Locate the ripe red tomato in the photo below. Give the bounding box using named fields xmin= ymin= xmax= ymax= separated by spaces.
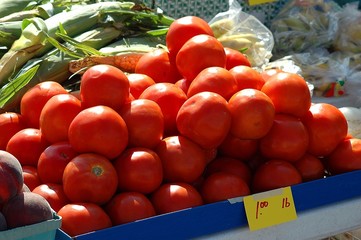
xmin=37 ymin=141 xmax=78 ymax=184
xmin=224 ymin=47 xmax=251 ymax=70
xmin=80 ymin=64 xmax=130 ymax=111
xmin=326 ymin=138 xmax=361 ymax=175
xmin=260 ymin=114 xmax=309 ymax=162
xmin=58 ymin=203 xmax=112 ymax=237
xmin=176 ymin=92 xmax=232 ymax=149
xmin=261 ymin=72 xmax=311 ymax=118
xmin=201 ymin=172 xmax=250 ymax=204
xmin=294 ymin=153 xmax=325 ymax=181
xmin=302 ymin=103 xmax=348 ymax=157
xmin=228 ymin=89 xmax=275 ymax=140
xmin=127 ymin=73 xmax=155 ymax=99
xmin=32 ymin=183 xmax=70 ymax=212
xmin=113 ymin=147 xmax=163 ymax=194
xmin=260 ymin=68 xmax=283 ymax=82
xmin=187 ymin=66 xmax=238 ymax=100
xmin=151 ymin=182 xmax=203 ymax=214
xmin=252 ymin=159 xmax=302 ymax=193
xmin=105 ymin=192 xmax=156 ymax=225
xmin=22 ymin=165 xmax=42 ymax=191
xmin=218 ymin=134 xmax=259 ymax=161
xmin=62 ymin=153 xmax=118 ymax=205
xmin=166 ymin=15 xmax=214 ymax=62
xmin=229 ymin=65 xmax=265 ymax=91
xmin=176 ymin=34 xmax=226 ymax=81
xmin=0 ymin=112 xmax=25 ymax=150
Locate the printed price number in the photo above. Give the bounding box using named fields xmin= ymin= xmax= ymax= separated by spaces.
xmin=244 ymin=187 xmax=297 ymax=231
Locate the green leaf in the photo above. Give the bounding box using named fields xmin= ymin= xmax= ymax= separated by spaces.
xmin=55 ymin=32 xmax=103 ymax=56
xmin=0 ymin=64 xmax=40 ymax=109
xmin=46 ymin=35 xmax=83 ymax=58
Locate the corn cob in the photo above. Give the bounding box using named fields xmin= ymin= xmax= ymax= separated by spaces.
xmin=0 ymin=0 xmax=33 ymax=18
xmin=0 ymin=21 xmax=22 ymax=49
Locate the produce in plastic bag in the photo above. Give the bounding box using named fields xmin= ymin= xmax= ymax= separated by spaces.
xmin=333 ymin=2 xmax=361 ymax=53
xmin=208 ymin=0 xmax=274 ymax=68
xmin=270 ymin=0 xmax=341 ymax=59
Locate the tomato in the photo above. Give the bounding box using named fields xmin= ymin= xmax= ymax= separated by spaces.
xmin=228 ymin=89 xmax=275 ymax=140
xmin=176 ymin=92 xmax=232 ymax=149
xmin=252 ymin=159 xmax=302 ymax=193
xmin=32 ymin=183 xmax=70 ymax=212
xmin=218 ymin=134 xmax=258 ymax=161
xmin=58 ymin=203 xmax=112 ymax=237
xmin=229 ymin=65 xmax=265 ymax=91
xmin=22 ymin=165 xmax=42 ymax=191
xmin=127 ymin=73 xmax=155 ymax=99
xmin=204 ymin=157 xmax=252 ymax=185
xmin=166 ymin=16 xmax=214 ymax=62
xmin=260 ymin=68 xmax=283 ymax=82
xmin=201 ymin=172 xmax=250 ymax=203
xmin=20 ymin=81 xmax=68 ymax=128
xmin=176 ymin=34 xmax=226 ymax=81
xmin=174 ymin=78 xmax=190 ymax=94
xmin=113 ymin=147 xmax=163 ymax=194
xmin=187 ymin=66 xmax=238 ymax=100
xmin=261 ymin=72 xmax=311 ymax=118
xmin=62 ymin=153 xmax=118 ymax=205
xmin=80 ymin=64 xmax=129 ymax=111
xmin=139 ymin=82 xmax=187 ymax=136
xmin=155 ymin=135 xmax=207 ymax=183
xmin=105 ymin=192 xmax=156 ymax=225
xmin=6 ymin=128 xmax=49 ymax=166
xmin=135 ymin=48 xmax=181 ymax=83
xmin=151 ymin=182 xmax=203 ymax=214
xmin=260 ymin=114 xmax=309 ymax=162
xmin=326 ymin=138 xmax=361 ymax=175
xmin=224 ymin=47 xmax=251 ymax=70
xmin=294 ymin=153 xmax=325 ymax=181
xmin=39 ymin=94 xmax=82 ymax=144
xmin=119 ymin=99 xmax=164 ymax=149
xmin=68 ymin=105 xmax=128 ymax=160
xmin=0 ymin=112 xmax=25 ymax=150
xmin=302 ymin=103 xmax=348 ymax=157
xmin=37 ymin=141 xmax=78 ymax=184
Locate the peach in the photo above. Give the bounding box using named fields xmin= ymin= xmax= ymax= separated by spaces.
xmin=0 ymin=150 xmax=23 ymax=204
xmin=0 ymin=211 xmax=7 ymax=230
xmin=2 ymin=192 xmax=53 ymax=229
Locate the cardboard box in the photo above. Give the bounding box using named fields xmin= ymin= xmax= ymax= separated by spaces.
xmin=55 ymin=170 xmax=361 ymax=240
xmin=0 ymin=212 xmax=61 ymax=240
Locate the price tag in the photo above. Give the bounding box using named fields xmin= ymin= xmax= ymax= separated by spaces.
xmin=243 ymin=187 xmax=297 ymax=231
xmin=247 ymin=0 xmax=276 ymax=6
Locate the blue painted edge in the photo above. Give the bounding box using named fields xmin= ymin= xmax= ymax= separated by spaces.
xmin=56 ymin=169 xmax=361 ymax=240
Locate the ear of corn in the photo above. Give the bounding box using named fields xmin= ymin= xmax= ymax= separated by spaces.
xmin=0 ymin=0 xmax=34 ymax=18
xmin=0 ymin=21 xmax=23 ymax=49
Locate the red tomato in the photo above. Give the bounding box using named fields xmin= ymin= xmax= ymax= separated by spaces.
xmin=80 ymin=64 xmax=129 ymax=111
xmin=151 ymin=182 xmax=203 ymax=214
xmin=201 ymin=172 xmax=250 ymax=203
xmin=252 ymin=159 xmax=302 ymax=193
xmin=294 ymin=153 xmax=325 ymax=181
xmin=174 ymin=78 xmax=190 ymax=94
xmin=22 ymin=165 xmax=42 ymax=191
xmin=260 ymin=68 xmax=283 ymax=82
xmin=204 ymin=157 xmax=252 ymax=185
xmin=326 ymin=138 xmax=361 ymax=175
xmin=302 ymin=103 xmax=348 ymax=157
xmin=62 ymin=153 xmax=118 ymax=205
xmin=224 ymin=47 xmax=251 ymax=70
xmin=135 ymin=48 xmax=181 ymax=83
xmin=176 ymin=34 xmax=226 ymax=81
xmin=187 ymin=66 xmax=238 ymax=100
xmin=260 ymin=114 xmax=309 ymax=162
xmin=0 ymin=112 xmax=25 ymax=150
xmin=166 ymin=16 xmax=214 ymax=62
xmin=218 ymin=134 xmax=258 ymax=161
xmin=176 ymin=92 xmax=232 ymax=149
xmin=37 ymin=141 xmax=78 ymax=184
xmin=261 ymin=72 xmax=311 ymax=118
xmin=229 ymin=66 xmax=265 ymax=91
xmin=6 ymin=128 xmax=49 ymax=166
xmin=105 ymin=192 xmax=156 ymax=225
xmin=127 ymin=73 xmax=156 ymax=99
xmin=228 ymin=89 xmax=275 ymax=140
xmin=119 ymin=99 xmax=164 ymax=149
xmin=39 ymin=93 xmax=82 ymax=144
xmin=155 ymin=135 xmax=207 ymax=183
xmin=32 ymin=183 xmax=70 ymax=212
xmin=113 ymin=147 xmax=163 ymax=194
xmin=58 ymin=203 xmax=112 ymax=237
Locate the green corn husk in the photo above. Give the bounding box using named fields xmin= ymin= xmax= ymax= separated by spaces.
xmin=0 ymin=0 xmax=34 ymax=18
xmin=0 ymin=21 xmax=23 ymax=49
xmin=0 ymin=26 xmax=122 ymax=112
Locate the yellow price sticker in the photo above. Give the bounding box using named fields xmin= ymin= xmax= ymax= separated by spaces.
xmin=243 ymin=187 xmax=297 ymax=231
xmin=247 ymin=0 xmax=276 ymax=6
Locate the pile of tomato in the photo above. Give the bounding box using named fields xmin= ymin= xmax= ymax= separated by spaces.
xmin=1 ymin=15 xmax=361 ymax=237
